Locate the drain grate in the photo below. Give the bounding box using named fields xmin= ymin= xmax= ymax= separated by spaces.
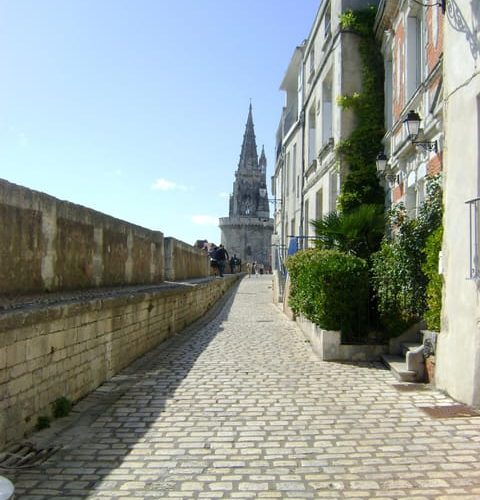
xmin=419 ymin=404 xmax=480 ymax=419
xmin=393 ymin=384 xmax=429 ymax=392
xmin=0 ymin=442 xmax=61 ymax=469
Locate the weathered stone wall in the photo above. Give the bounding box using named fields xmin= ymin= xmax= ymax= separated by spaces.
xmin=0 ymin=276 xmax=240 ymax=448
xmin=164 ymin=238 xmax=209 ymax=281
xmin=219 ymin=216 xmax=273 ymax=268
xmin=0 ymin=179 xmax=164 ymax=294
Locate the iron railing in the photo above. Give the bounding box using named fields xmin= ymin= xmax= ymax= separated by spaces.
xmin=466 ymin=197 xmax=480 ymax=279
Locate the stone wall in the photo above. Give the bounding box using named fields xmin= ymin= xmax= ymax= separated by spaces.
xmin=0 ymin=179 xmax=164 ymax=294
xmin=219 ymin=215 xmax=273 ymax=268
xmin=0 ymin=276 xmax=240 ymax=448
xmin=164 ymin=238 xmax=209 ymax=281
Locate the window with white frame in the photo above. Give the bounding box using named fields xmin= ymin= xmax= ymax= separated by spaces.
xmin=285 ymin=151 xmax=290 ymax=193
xmin=324 ymin=3 xmax=331 ymax=38
xmin=304 ymin=199 xmax=310 ymax=241
xmin=322 ymin=74 xmax=333 ymax=145
xmin=292 ymin=143 xmax=297 ymax=193
xmin=466 ymin=95 xmax=480 ymax=279
xmin=406 ymin=14 xmax=423 ymax=100
xmin=467 ymin=197 xmax=480 ymax=279
xmin=316 ymin=188 xmax=323 ymax=220
xmin=385 ymin=56 xmax=393 ymax=129
xmin=308 ymin=105 xmax=317 ymax=165
xmin=329 ymin=172 xmax=339 ymax=213
xmin=308 ymin=47 xmax=315 ymax=81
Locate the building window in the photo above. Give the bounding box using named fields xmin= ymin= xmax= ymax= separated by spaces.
xmin=406 ymin=15 xmax=423 ymax=100
xmin=304 ymin=199 xmax=310 ymax=242
xmin=292 ymin=144 xmax=297 ymax=193
xmin=308 ymin=48 xmax=315 ymax=82
xmin=324 ymin=4 xmax=331 ymax=38
xmin=467 ymin=95 xmax=480 ymax=279
xmin=329 ymin=173 xmax=339 ymax=213
xmin=316 ymin=188 xmax=323 ymax=220
xmin=308 ymin=106 xmax=317 ymax=165
xmin=467 ymin=198 xmax=480 ymax=279
xmin=285 ymin=152 xmax=290 ymax=193
xmin=385 ymin=57 xmax=393 ymax=129
xmin=322 ymin=74 xmax=333 ymax=145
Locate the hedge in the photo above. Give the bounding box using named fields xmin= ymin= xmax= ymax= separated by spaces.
xmin=286 ymin=249 xmax=369 ymax=341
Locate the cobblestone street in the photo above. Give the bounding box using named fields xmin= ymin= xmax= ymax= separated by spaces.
xmin=5 ymin=275 xmax=480 ymax=499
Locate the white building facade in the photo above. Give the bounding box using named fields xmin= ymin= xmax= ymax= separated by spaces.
xmin=435 ymin=0 xmax=480 ymax=406
xmin=374 ymin=0 xmax=443 ymax=213
xmin=272 ymin=0 xmax=378 ymax=270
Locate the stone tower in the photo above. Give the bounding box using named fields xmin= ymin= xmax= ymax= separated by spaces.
xmin=219 ymin=104 xmax=274 ymax=268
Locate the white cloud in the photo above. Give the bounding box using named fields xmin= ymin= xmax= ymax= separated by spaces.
xmin=219 ymin=192 xmax=230 ymax=198
xmin=191 ymin=215 xmax=218 ymax=226
xmin=151 ymin=178 xmax=193 ymax=191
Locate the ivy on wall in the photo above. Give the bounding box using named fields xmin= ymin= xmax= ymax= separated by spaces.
xmin=336 ymin=6 xmax=385 ymax=213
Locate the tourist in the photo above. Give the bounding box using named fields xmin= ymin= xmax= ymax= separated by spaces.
xmin=214 ymin=244 xmax=229 ymax=277
xmin=208 ymin=243 xmax=218 ymax=276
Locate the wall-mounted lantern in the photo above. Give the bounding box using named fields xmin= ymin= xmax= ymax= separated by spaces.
xmin=403 ymin=110 xmax=438 ymax=153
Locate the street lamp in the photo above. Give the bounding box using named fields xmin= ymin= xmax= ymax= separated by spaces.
xmin=375 ymin=152 xmax=388 ymax=173
xmin=403 ymin=110 xmax=438 ymax=153
xmin=259 ymin=187 xmax=282 ymax=205
xmin=375 ymin=152 xmax=396 ymax=183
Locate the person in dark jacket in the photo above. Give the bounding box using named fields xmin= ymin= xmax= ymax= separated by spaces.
xmin=215 ymin=244 xmax=229 ymax=277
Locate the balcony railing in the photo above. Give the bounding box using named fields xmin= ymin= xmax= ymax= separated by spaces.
xmin=466 ymin=197 xmax=480 ymax=279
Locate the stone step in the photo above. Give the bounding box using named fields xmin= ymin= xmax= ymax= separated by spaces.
xmin=381 ymin=354 xmax=418 ymax=382
xmin=401 ymin=342 xmax=422 ymax=356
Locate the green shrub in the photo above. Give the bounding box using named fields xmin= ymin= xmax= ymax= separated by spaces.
xmin=371 ymin=176 xmax=443 ymax=336
xmin=51 ymin=396 xmax=73 ymax=418
xmin=286 ymin=249 xmax=369 ymax=341
xmin=35 ymin=415 xmax=51 ymax=430
xmin=371 ymin=239 xmax=418 ymax=336
xmin=422 ymin=226 xmax=443 ymax=331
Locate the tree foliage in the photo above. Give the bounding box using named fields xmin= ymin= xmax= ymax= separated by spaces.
xmin=311 ymin=204 xmax=385 ymax=261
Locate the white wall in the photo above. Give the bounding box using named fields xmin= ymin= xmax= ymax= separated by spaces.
xmin=436 ymin=0 xmax=480 ymax=406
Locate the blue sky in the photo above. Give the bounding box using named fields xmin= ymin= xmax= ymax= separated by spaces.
xmin=0 ymin=0 xmax=320 ymax=245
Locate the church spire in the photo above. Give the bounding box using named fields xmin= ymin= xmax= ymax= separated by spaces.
xmin=238 ymin=103 xmax=259 ymax=171
xmin=259 ymin=145 xmax=267 ymax=173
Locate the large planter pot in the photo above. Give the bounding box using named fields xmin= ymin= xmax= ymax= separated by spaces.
xmin=296 ymin=314 xmax=388 ymax=362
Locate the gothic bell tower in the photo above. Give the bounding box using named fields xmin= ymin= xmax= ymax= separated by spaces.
xmin=219 ymin=104 xmax=273 ymax=268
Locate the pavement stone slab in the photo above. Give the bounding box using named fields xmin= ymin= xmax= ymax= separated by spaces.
xmin=4 ymin=275 xmax=480 ymax=498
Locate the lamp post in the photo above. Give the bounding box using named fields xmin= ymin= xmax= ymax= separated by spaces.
xmin=259 ymin=187 xmax=282 ymax=207
xmin=403 ymin=110 xmax=438 ymax=153
xmin=375 ymin=152 xmax=396 ymax=183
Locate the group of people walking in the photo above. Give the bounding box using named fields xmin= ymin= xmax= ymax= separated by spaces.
xmin=207 ymin=243 xmax=241 ymax=277
xmin=206 ymin=243 xmax=269 ymax=278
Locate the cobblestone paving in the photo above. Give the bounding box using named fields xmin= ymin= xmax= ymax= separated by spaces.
xmin=5 ymin=275 xmax=480 ymax=498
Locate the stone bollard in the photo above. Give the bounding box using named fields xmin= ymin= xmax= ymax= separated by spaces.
xmin=0 ymin=476 xmax=14 ymax=499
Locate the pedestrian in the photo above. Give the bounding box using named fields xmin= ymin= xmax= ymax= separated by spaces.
xmin=214 ymin=244 xmax=229 ymax=277
xmin=252 ymin=261 xmax=258 ymax=277
xmin=246 ymin=262 xmax=251 ymax=278
xmin=229 ymin=255 xmax=236 ymax=274
xmin=208 ymin=243 xmax=218 ymax=277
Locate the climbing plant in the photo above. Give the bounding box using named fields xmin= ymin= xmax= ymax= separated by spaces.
xmin=336 ymin=6 xmax=385 ymax=213
xmin=371 ymin=176 xmax=443 ymax=336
